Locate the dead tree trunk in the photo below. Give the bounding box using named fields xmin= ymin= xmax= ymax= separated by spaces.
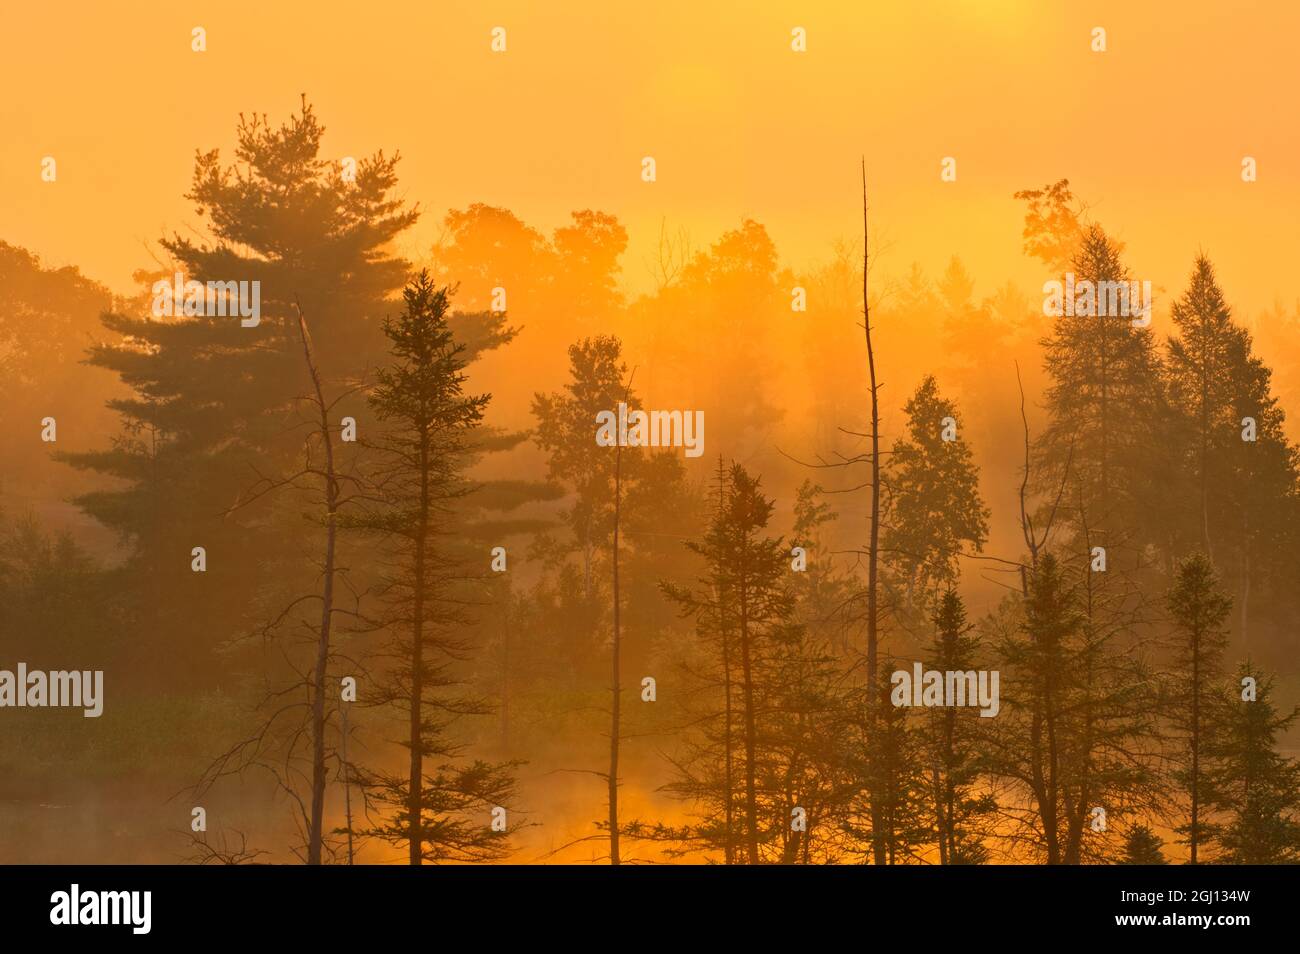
xmin=294 ymin=302 xmax=339 ymax=867
xmin=861 ymin=161 xmax=887 ymax=866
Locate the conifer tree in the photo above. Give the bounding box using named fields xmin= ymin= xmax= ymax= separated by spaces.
xmin=1165 ymin=552 xmax=1232 ymax=863
xmin=1165 ymin=256 xmax=1300 ymax=642
xmin=1035 ymin=225 xmax=1169 ymax=569
xmin=657 ymin=459 xmax=741 ymax=862
xmin=992 ymin=552 xmax=1158 ymax=864
xmin=761 ymin=624 xmax=855 ymax=864
xmin=791 ymin=480 xmax=857 ymax=654
xmin=723 ymin=465 xmax=798 ymax=862
xmin=1120 ymin=824 xmax=1167 ymax=865
xmin=995 ymin=553 xmax=1078 ymax=864
xmin=853 ymin=667 xmax=932 ymax=864
xmin=1203 ymin=665 xmax=1300 ymax=863
xmin=62 ymin=99 xmax=416 ymax=681
xmin=987 ymin=545 xmax=1164 ymax=868
xmin=531 ymin=336 xmax=640 ymax=604
xmin=659 ymin=463 xmax=801 ymax=863
xmin=353 ymin=272 xmax=517 ymax=864
xmin=922 ymin=590 xmax=996 ymax=864
xmin=1166 ymin=257 xmax=1242 ymax=559
xmin=883 ymin=376 xmax=989 ymax=612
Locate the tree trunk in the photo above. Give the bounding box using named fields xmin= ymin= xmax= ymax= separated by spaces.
xmin=408 ymin=433 xmax=429 ymax=865
xmin=341 ymin=698 xmax=354 ymax=865
xmin=608 ymin=434 xmax=623 ymax=865
xmin=1200 ymin=337 xmax=1212 ymax=559
xmin=1191 ymin=622 xmax=1200 ymax=863
xmin=295 ymin=304 xmax=337 ymax=867
xmin=738 ymin=574 xmax=759 ymax=864
xmin=501 ymin=608 xmax=511 ymax=750
xmin=861 ymin=162 xmax=887 ymax=865
xmin=1240 ymin=514 xmax=1251 ymax=647
xmin=719 ymin=580 xmax=736 ymax=864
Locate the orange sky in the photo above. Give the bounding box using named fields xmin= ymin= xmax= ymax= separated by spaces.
xmin=3 ymin=0 xmax=1298 ymax=318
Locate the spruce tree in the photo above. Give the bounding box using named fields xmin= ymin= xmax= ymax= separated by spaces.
xmin=659 ymin=463 xmax=802 ymax=863
xmin=1165 ymin=256 xmax=1300 ymax=642
xmin=354 ymin=271 xmax=517 ymax=863
xmin=1166 ymin=257 xmax=1242 ymax=558
xmin=1165 ymin=552 xmax=1231 ymax=863
xmin=531 ymin=336 xmax=640 ymax=607
xmin=1204 ymin=665 xmax=1300 ymax=863
xmin=791 ymin=480 xmax=857 ymax=654
xmin=1036 ymin=225 xmax=1167 ymax=563
xmin=922 ymin=590 xmax=996 ymax=864
xmin=1120 ymin=824 xmax=1167 ymax=865
xmin=658 ymin=459 xmax=741 ymax=862
xmin=993 ymin=552 xmax=1157 ymax=864
xmin=994 ymin=553 xmax=1079 ymax=864
xmin=854 ymin=667 xmax=933 ymax=864
xmin=883 ymin=376 xmax=989 ymax=612
xmin=762 ymin=623 xmax=855 ymax=863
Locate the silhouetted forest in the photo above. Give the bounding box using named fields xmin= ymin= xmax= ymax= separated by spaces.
xmin=3 ymin=100 xmax=1300 ymax=865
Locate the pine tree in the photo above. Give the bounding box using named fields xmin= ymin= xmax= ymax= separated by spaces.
xmin=0 ymin=242 xmax=114 ymax=499
xmin=1165 ymin=256 xmax=1300 ymax=643
xmin=725 ymin=465 xmax=797 ymax=863
xmin=61 ymin=99 xmax=416 ymax=682
xmin=531 ymin=336 xmax=640 ymax=606
xmin=354 ymin=271 xmax=517 ymax=864
xmin=761 ymin=623 xmax=855 ymax=863
xmin=883 ymin=376 xmax=990 ymax=612
xmin=1165 ymin=552 xmax=1232 ymax=863
xmin=854 ymin=667 xmax=933 ymax=864
xmin=995 ymin=553 xmax=1078 ymax=864
xmin=791 ymin=480 xmax=857 ymax=654
xmin=1036 ymin=225 xmax=1167 ymax=564
xmin=1120 ymin=824 xmax=1167 ymax=865
xmin=922 ymin=590 xmax=996 ymax=864
xmin=659 ymin=463 xmax=802 ymax=863
xmin=1203 ymin=665 xmax=1300 ymax=863
xmin=1166 ymin=257 xmax=1241 ymax=559
xmin=992 ymin=552 xmax=1158 ymax=864
xmin=658 ymin=459 xmax=741 ymax=862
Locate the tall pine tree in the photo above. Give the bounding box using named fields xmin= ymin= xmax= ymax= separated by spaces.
xmin=1203 ymin=665 xmax=1300 ymax=863
xmin=62 ymin=99 xmax=416 ymax=682
xmin=1165 ymin=552 xmax=1231 ymax=863
xmin=354 ymin=272 xmax=518 ymax=864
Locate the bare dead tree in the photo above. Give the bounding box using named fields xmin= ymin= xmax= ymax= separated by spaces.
xmin=187 ymin=299 xmax=365 ymax=865
xmin=292 ymin=299 xmax=341 ymax=865
xmin=1016 ymin=360 xmax=1073 ymax=595
xmin=183 ymin=828 xmax=269 ymax=866
xmin=861 ymin=160 xmax=888 ymax=865
xmin=646 ymin=218 xmax=693 ymax=291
